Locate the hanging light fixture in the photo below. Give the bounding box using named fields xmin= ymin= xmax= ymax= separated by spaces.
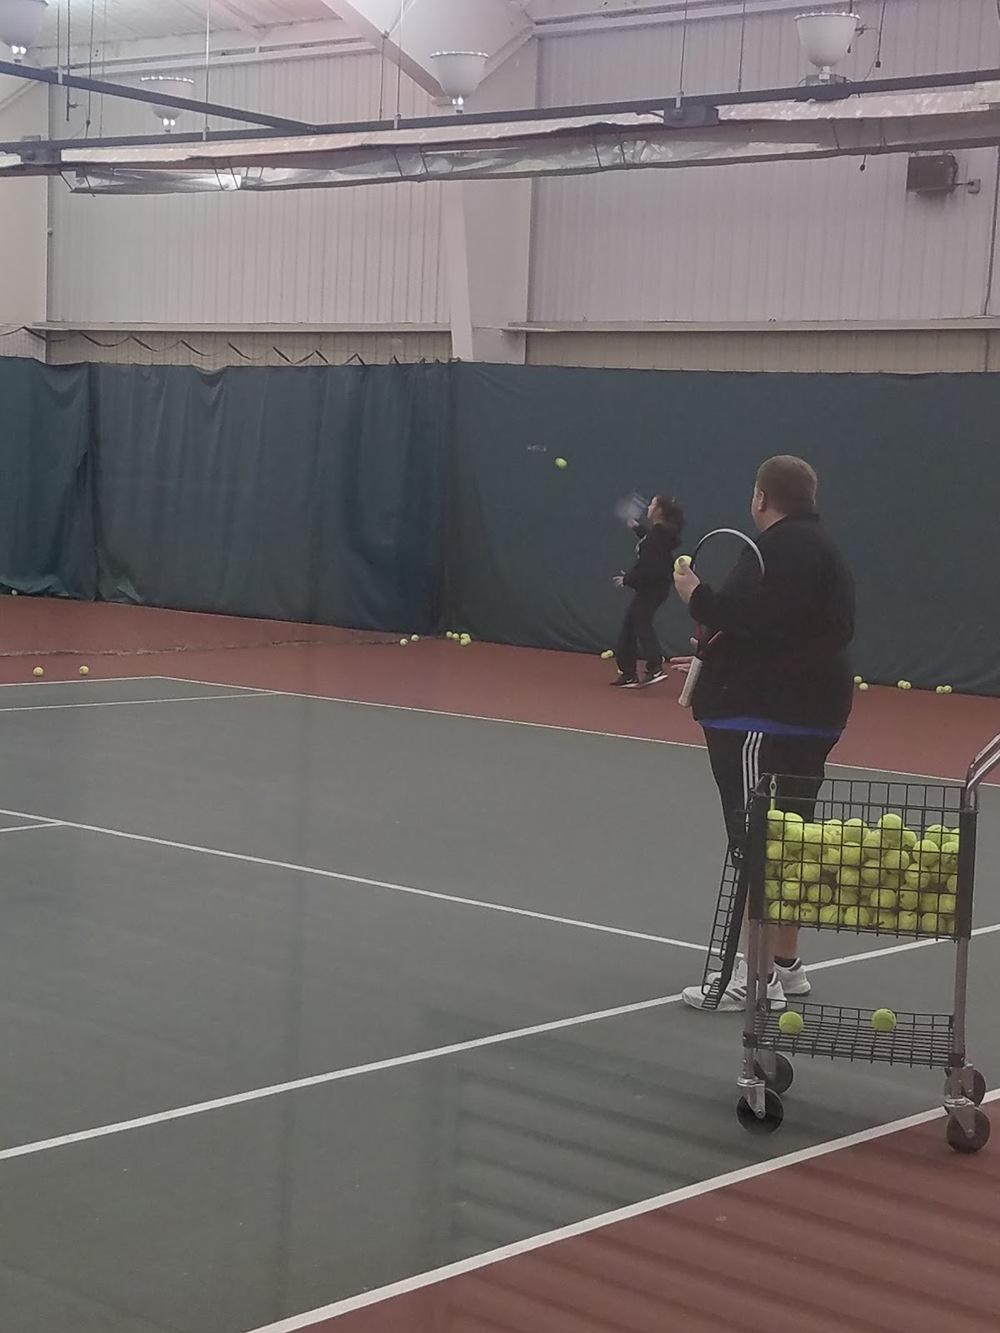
xmin=139 ymin=75 xmax=196 ymax=133
xmin=429 ymin=51 xmax=489 ymax=112
xmin=795 ymin=12 xmax=861 ymax=85
xmin=0 ymin=0 xmax=48 ymax=63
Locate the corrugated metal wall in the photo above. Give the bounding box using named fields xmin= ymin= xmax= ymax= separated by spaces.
xmin=48 ymin=54 xmax=448 ymax=328
xmin=530 ymin=0 xmax=1000 ymax=326
xmin=42 ymin=327 xmax=450 ymax=367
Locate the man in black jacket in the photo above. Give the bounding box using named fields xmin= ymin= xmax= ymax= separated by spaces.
xmin=672 ymin=456 xmax=855 ymax=1012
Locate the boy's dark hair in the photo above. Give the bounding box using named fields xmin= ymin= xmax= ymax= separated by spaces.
xmin=653 ymin=495 xmax=684 ymax=542
xmin=756 ymin=456 xmax=818 ymax=516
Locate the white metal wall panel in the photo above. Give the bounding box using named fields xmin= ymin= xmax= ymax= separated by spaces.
xmin=49 ymin=54 xmax=447 ymax=327
xmin=531 ymin=0 xmax=1000 ymax=324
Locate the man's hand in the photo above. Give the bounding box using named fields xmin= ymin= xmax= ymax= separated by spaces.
xmin=669 ymin=656 xmax=694 ymax=674
xmin=612 ymin=573 xmax=625 ymax=588
xmin=673 ymin=562 xmax=700 ymax=604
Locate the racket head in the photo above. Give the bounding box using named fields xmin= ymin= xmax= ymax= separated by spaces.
xmin=613 ymin=492 xmax=649 ymax=526
xmin=689 ymin=527 xmax=765 ymax=585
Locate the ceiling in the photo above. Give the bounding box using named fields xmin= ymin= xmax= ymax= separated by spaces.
xmin=37 ymin=0 xmax=336 ymax=46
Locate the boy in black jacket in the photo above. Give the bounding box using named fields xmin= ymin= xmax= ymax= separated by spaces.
xmin=612 ymin=495 xmax=684 ymax=688
xmin=672 ymin=456 xmax=855 ymax=1012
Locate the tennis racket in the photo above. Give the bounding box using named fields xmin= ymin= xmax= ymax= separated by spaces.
xmin=678 ymin=527 xmax=766 ymax=709
xmin=613 ymin=492 xmax=649 ymax=526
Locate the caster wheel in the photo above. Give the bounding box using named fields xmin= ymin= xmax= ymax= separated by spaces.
xmin=967 ymin=1069 xmax=987 ymax=1107
xmin=946 ymin=1110 xmax=991 ymax=1154
xmin=756 ymin=1054 xmax=794 ymax=1096
xmin=737 ymin=1089 xmax=784 ymax=1135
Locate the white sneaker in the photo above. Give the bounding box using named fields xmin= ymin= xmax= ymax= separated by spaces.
xmin=683 ymin=958 xmax=786 ymax=1012
xmin=773 ymin=960 xmax=812 ymax=997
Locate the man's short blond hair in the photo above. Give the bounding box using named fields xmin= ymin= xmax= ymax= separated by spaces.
xmin=756 ymin=455 xmax=818 ymax=516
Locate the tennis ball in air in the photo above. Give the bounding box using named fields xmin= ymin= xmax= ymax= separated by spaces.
xmin=871 ymin=1009 xmax=897 ymax=1033
xmin=778 ymin=1011 xmax=804 ymax=1036
xmin=31 ymin=666 xmax=43 ymax=677
xmin=79 ymin=665 xmax=89 ymax=676
xmin=858 ymin=682 xmax=870 ymax=691
xmin=600 ymin=650 xmax=614 ymax=660
xmin=554 ymin=457 xmax=568 ymax=469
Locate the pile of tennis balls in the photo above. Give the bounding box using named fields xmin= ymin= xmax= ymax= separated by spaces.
xmin=445 ymin=631 xmax=473 ymax=646
xmin=764 ymin=809 xmax=960 ymax=937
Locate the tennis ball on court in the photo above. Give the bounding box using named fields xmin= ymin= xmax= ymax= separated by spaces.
xmin=779 ymin=1011 xmax=804 ymax=1036
xmin=858 ymin=682 xmax=870 ymax=691
xmin=9 ymin=589 xmax=17 ymax=596
xmin=935 ymin=685 xmax=946 ymax=694
xmin=79 ymin=665 xmax=89 ymax=676
xmin=853 ymin=675 xmax=863 ymax=685
xmin=554 ymin=457 xmax=568 ymax=469
xmin=460 ymin=634 xmax=472 ymax=646
xmin=871 ymin=1009 xmax=897 ymax=1033
xmin=411 ymin=634 xmax=420 ymax=642
xmin=674 ymin=555 xmax=692 ymax=573
xmin=942 ymin=685 xmax=953 ymax=694
xmin=31 ymin=666 xmax=43 ymax=677
xmin=399 ymin=638 xmax=409 ymax=646
xmin=600 ymin=649 xmax=614 ymax=660
xmin=897 ymin=680 xmax=912 ymax=691
xmin=898 ymin=910 xmax=919 ymax=933
xmin=819 ymin=904 xmax=841 ymax=926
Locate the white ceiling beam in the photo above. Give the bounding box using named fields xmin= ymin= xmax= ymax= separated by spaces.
xmin=323 ymin=0 xmax=533 ymax=97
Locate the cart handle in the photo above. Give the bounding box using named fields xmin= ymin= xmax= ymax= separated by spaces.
xmin=966 ymin=732 xmax=1000 ymax=794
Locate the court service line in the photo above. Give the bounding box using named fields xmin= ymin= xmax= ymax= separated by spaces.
xmin=0 ymin=821 xmax=63 ymax=835
xmin=1 ymin=922 xmax=997 ymax=1167
xmin=243 ymin=1089 xmax=1000 ymax=1333
xmin=0 ymin=690 xmax=269 ymax=715
xmin=0 ymin=991 xmax=685 ymax=1164
xmin=0 ymin=805 xmax=706 ymax=954
xmin=153 ymin=675 xmax=995 ymax=787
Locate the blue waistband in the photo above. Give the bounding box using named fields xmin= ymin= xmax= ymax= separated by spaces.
xmin=701 ymin=716 xmax=842 ymax=739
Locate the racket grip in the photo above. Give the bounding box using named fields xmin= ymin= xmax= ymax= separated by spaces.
xmin=678 ymin=657 xmax=702 ymax=709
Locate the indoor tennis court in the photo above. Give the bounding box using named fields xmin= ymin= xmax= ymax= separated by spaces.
xmin=0 ymin=604 xmax=996 ymax=1333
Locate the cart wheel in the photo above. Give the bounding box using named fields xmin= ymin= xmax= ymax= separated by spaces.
xmin=967 ymin=1069 xmax=987 ymax=1107
xmin=756 ymin=1054 xmax=794 ymax=1096
xmin=737 ymin=1090 xmax=784 ymax=1135
xmin=946 ymin=1110 xmax=991 ymax=1155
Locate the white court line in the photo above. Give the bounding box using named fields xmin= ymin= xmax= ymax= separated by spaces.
xmin=0 ymin=821 xmax=62 ymax=835
xmin=2 ymin=922 xmax=997 ymax=1166
xmin=154 ymin=675 xmax=998 ymax=787
xmin=0 ymin=674 xmax=149 ymax=689
xmin=0 ymin=992 xmax=684 ymax=1164
xmin=0 ymin=690 xmax=268 ymax=715
xmin=244 ymin=1089 xmax=1000 ymax=1333
xmin=0 ymin=805 xmax=706 ymax=954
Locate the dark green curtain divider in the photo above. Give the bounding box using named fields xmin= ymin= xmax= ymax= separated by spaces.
xmin=91 ymin=362 xmax=449 ymax=632
xmin=450 ymin=364 xmax=1000 ymax=697
xmin=0 ymin=359 xmax=94 ymax=599
xmin=1 ymin=355 xmax=999 ymax=695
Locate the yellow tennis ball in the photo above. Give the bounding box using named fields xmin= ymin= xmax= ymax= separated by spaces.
xmin=870 ymin=888 xmax=898 ymax=910
xmin=898 ymin=910 xmax=919 ymax=932
xmin=764 ymin=879 xmax=782 ymax=901
xmin=460 ymin=634 xmax=472 ymax=646
xmin=410 ymin=634 xmax=420 ymax=642
xmin=897 ymin=889 xmax=919 ymax=912
xmin=819 ymin=904 xmax=841 ymax=925
xmin=897 ymin=680 xmax=912 ymax=690
xmin=79 ymin=665 xmax=90 ymax=676
xmin=554 ymin=457 xmax=568 ymax=469
xmin=797 ymin=903 xmax=819 ymax=925
xmin=778 ymin=1011 xmax=804 ymax=1036
xmin=853 ymin=675 xmax=863 ymax=685
xmin=32 ymin=666 xmax=43 ymax=677
xmin=674 ymin=555 xmax=692 ymax=573
xmin=399 ymin=638 xmax=409 ymax=646
xmin=780 ymin=879 xmax=805 ymax=902
xmin=880 ymin=850 xmax=909 ymax=873
xmin=841 ymin=819 xmax=865 ymax=844
xmin=806 ymin=883 xmax=834 ymax=905
xmin=858 ymin=682 xmax=870 ymax=691
xmin=10 ymin=589 xmax=17 ymax=596
xmin=600 ymin=649 xmax=614 ymax=659
xmin=938 ymin=893 xmax=957 ymax=915
xmin=766 ymin=900 xmax=784 ymax=921
xmin=871 ymin=1008 xmax=897 ymax=1032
